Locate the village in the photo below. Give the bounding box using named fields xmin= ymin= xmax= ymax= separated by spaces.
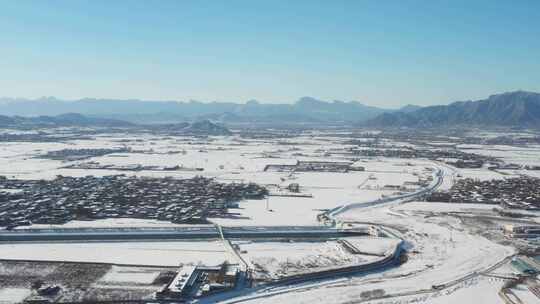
xmin=37 ymin=147 xmax=131 ymax=161
xmin=427 ymin=176 xmax=540 ymax=210
xmin=0 ymin=175 xmax=267 ymax=228
xmin=346 ymin=147 xmax=496 ymax=168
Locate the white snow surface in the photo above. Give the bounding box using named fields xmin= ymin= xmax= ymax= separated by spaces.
xmin=235 ymin=238 xmax=387 ymax=280
xmin=0 ymin=241 xmax=232 ymax=267
xmin=98 ymin=265 xmax=163 ymax=284
xmin=1 ymin=133 xmax=534 ymax=303
xmin=0 ymin=288 xmax=31 ymax=304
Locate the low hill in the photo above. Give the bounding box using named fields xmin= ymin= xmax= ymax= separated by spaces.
xmin=0 ymin=113 xmax=132 ymax=128
xmin=0 ymin=96 xmax=392 ymax=124
xmin=0 ymin=113 xmax=232 ymax=136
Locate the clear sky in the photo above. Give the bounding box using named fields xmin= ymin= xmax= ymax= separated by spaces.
xmin=0 ymin=0 xmax=539 ymax=107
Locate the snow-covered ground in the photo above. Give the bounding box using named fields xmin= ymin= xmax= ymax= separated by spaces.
xmin=0 ymin=241 xmax=232 ymax=267
xmin=1 ymin=132 xmax=538 ymax=303
xmin=346 ymin=237 xmax=402 ymax=256
xmin=98 ymin=265 xmax=164 ymax=284
xmin=15 ymin=218 xmax=210 ymax=230
xmin=337 ymin=202 xmax=515 ymax=286
xmin=0 ymin=288 xmax=31 ymax=304
xmin=217 ymin=201 xmax=516 ymax=304
xmin=459 ymin=144 xmax=540 ymax=167
xmin=395 ymin=201 xmax=497 ymax=213
xmin=1 ymin=135 xmax=431 ymax=228
xmin=234 ymin=238 xmax=388 ymax=280
xmin=227 ymin=275 xmax=510 ymax=304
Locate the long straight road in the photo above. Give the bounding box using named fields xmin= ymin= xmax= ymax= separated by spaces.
xmin=0 ymin=225 xmax=369 ymax=242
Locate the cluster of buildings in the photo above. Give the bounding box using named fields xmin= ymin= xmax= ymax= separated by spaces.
xmin=0 ymin=133 xmax=62 ymax=142
xmin=504 ymin=225 xmax=540 ymax=239
xmin=347 ymin=147 xmax=495 ymax=168
xmin=264 ymin=160 xmax=365 ymax=173
xmin=0 ymin=175 xmax=267 ymax=228
xmin=156 ymin=263 xmax=239 ymax=299
xmin=486 ymin=162 xmax=540 ymax=171
xmin=484 ymin=135 xmax=540 ymax=146
xmin=62 ymin=161 xmax=204 ymax=172
xmin=38 ymin=147 xmax=130 ymax=161
xmin=427 ymin=177 xmax=540 ymax=210
xmin=0 ymin=132 xmax=92 ymax=143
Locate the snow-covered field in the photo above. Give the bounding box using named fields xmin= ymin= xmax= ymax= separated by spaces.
xmin=1 ymin=135 xmax=431 ymax=228
xmin=0 ymin=241 xmax=231 ymax=266
xmin=229 ymin=275 xmax=510 ymax=304
xmin=337 ymin=202 xmax=516 ymax=287
xmin=2 ymin=132 xmax=538 ymax=303
xmin=234 ymin=238 xmax=389 ymax=280
xmin=98 ymin=265 xmax=164 ymax=285
xmin=459 ymin=144 xmax=540 ymax=167
xmin=395 ymin=201 xmax=497 ymax=213
xmin=15 ymin=218 xmax=210 ymax=230
xmin=0 ymin=288 xmax=31 ymax=304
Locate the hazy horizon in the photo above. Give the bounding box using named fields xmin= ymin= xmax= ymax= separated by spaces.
xmin=1 ymin=89 xmax=538 ymax=110
xmin=1 ymin=1 xmax=539 ymax=107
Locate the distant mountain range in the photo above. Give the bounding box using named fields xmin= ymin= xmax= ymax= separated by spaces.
xmin=0 ymin=113 xmax=231 ymax=135
xmin=2 ymin=91 xmax=539 ymax=129
xmin=363 ymin=91 xmax=540 ymax=128
xmin=0 ymin=96 xmax=405 ymax=124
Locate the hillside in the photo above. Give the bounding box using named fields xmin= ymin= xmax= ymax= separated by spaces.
xmin=0 ymin=113 xmax=132 ymax=128
xmin=363 ymin=91 xmax=540 ymax=128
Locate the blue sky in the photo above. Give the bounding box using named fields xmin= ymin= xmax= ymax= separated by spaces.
xmin=0 ymin=0 xmax=539 ymax=107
